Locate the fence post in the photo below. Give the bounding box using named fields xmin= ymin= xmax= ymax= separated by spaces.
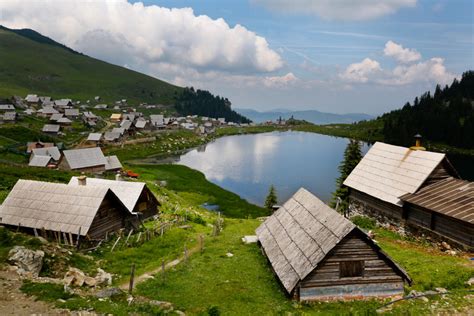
xmin=162 ymin=260 xmax=165 ymax=285
xmin=111 ymin=236 xmax=121 ymax=252
xmin=129 ymin=263 xmax=136 ymax=294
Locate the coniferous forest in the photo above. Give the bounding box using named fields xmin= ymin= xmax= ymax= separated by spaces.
xmin=381 ymin=71 xmax=474 ymax=148
xmin=175 ymin=87 xmax=251 ymax=123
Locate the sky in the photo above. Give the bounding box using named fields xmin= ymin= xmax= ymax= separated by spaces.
xmin=0 ymin=0 xmax=472 ymax=115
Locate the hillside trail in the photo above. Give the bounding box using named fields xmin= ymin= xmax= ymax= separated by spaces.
xmin=118 ymin=242 xmax=202 ymax=290
xmin=0 ymin=269 xmax=69 ymax=315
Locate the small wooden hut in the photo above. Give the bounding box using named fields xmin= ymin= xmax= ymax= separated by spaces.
xmin=0 ymin=179 xmax=137 ymax=241
xmin=256 ymin=188 xmax=411 ymax=301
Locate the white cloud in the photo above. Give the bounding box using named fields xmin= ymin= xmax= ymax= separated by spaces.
xmin=263 ymin=72 xmax=298 ymax=87
xmin=382 ymin=57 xmax=456 ymax=85
xmin=0 ymin=0 xmax=283 ymax=77
xmin=339 ymin=58 xmax=382 ymax=83
xmin=384 ymin=40 xmax=421 ymax=63
xmin=252 ymin=0 xmax=417 ymax=21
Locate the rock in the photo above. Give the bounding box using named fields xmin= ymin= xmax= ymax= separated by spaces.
xmin=420 ymin=296 xmax=429 ymax=303
xmin=64 ymin=267 xmax=86 ymax=287
xmin=175 ymin=311 xmax=186 ymax=316
xmin=36 ymin=236 xmax=48 ymax=244
xmin=95 ymin=287 xmax=123 ymax=298
xmin=424 ymin=290 xmax=438 ymax=296
xmin=226 ymin=252 xmax=234 ymax=257
xmin=445 ymin=250 xmax=457 ymax=256
xmin=95 ymin=268 xmax=112 ymax=286
xmin=8 ymin=246 xmax=44 ymax=277
xmin=241 ymin=235 xmax=258 ymax=244
xmin=467 ymin=277 xmax=474 ymax=286
xmin=84 ymin=276 xmax=97 ymax=287
xmin=57 ymin=299 xmax=66 ymax=303
xmin=435 ymin=287 xmax=448 ymax=294
xmin=149 ymin=300 xmax=173 ymax=310
xmin=408 ymin=290 xmax=423 ymax=297
xmin=440 ymin=241 xmax=451 ymax=251
xmin=64 ymin=284 xmax=74 ymax=295
xmin=367 ymin=230 xmax=375 ymax=239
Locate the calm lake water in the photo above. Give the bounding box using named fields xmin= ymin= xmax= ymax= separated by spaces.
xmin=177 ymin=131 xmax=370 ymax=206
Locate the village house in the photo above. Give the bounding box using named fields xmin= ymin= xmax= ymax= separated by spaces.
xmin=59 ymin=147 xmax=122 ymax=173
xmin=65 ymin=108 xmax=80 ymax=118
xmin=39 ymin=96 xmax=51 ymax=104
xmin=68 ymin=176 xmax=160 ymax=220
xmin=25 ymin=94 xmax=41 ymax=106
xmin=94 ymin=104 xmax=108 ymax=109
xmin=37 ymin=106 xmax=59 ymax=118
xmin=0 ymin=179 xmax=137 ymax=240
xmin=342 ymin=141 xmax=473 ymax=249
xmin=134 ymin=119 xmax=148 ymax=130
xmin=150 ymin=114 xmax=165 ymax=129
xmin=42 ymin=124 xmax=60 ymax=135
xmin=28 ymin=146 xmax=61 ymax=168
xmin=54 ymin=99 xmax=73 ymax=109
xmin=110 ymin=113 xmax=122 ymax=122
xmin=0 ymin=111 xmax=16 ymax=123
xmin=104 ymin=131 xmax=121 ymax=143
xmin=86 ymin=133 xmax=102 ymax=145
xmin=0 ymin=104 xmax=15 ymax=112
xmin=57 ymin=117 xmax=73 ymax=126
xmin=49 ymin=113 xmax=64 ymax=122
xmin=256 ymin=188 xmax=411 ymax=301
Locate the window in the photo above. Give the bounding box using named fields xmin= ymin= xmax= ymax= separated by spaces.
xmin=340 ymin=260 xmax=364 ymax=278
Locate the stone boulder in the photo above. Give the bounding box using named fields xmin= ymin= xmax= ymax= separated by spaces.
xmin=8 ymin=246 xmax=44 ymax=277
xmin=64 ymin=267 xmax=86 ymax=287
xmin=95 ymin=268 xmax=112 ymax=286
xmin=95 ymin=287 xmax=123 ymax=298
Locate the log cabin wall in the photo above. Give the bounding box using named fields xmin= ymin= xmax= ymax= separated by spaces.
xmin=405 ymin=204 xmax=474 ymax=249
xmin=88 ymin=192 xmax=129 ymax=239
xmin=134 ymin=187 xmax=159 ymax=219
xmin=299 ymin=230 xmax=404 ymax=301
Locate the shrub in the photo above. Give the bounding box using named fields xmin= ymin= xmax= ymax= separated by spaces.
xmin=351 ymin=215 xmax=376 ymax=230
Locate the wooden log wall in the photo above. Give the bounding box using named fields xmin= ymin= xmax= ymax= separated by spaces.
xmin=299 ymin=230 xmax=404 ymax=301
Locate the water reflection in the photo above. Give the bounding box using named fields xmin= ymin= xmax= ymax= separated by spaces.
xmin=177 ymin=131 xmax=369 ymax=206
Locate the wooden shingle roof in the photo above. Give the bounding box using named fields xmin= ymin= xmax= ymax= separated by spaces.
xmin=256 ymin=188 xmax=355 ymax=293
xmin=68 ymin=177 xmax=145 ymax=214
xmin=401 ymin=177 xmax=474 ymax=224
xmin=62 ymin=147 xmax=107 ymax=170
xmin=0 ymin=180 xmax=117 ymax=235
xmin=343 ymin=142 xmax=447 ymax=206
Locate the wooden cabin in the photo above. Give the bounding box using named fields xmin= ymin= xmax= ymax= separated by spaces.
xmin=342 ymin=142 xmax=472 ymax=248
xmin=400 ymin=177 xmax=474 ymax=250
xmin=68 ymin=176 xmax=160 ymax=220
xmin=60 ymin=147 xmax=122 ymax=173
xmin=256 ymin=188 xmax=411 ymax=301
xmin=0 ymin=179 xmax=138 ymax=241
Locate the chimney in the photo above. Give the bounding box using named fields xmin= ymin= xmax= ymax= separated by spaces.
xmin=410 ymin=133 xmax=426 ymax=151
xmin=115 ymin=171 xmax=122 ymax=181
xmin=78 ymin=174 xmax=87 ymax=186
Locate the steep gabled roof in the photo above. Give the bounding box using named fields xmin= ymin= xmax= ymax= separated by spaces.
xmin=42 ymin=124 xmax=60 ymax=133
xmin=256 ymin=188 xmax=355 ymax=293
xmin=68 ymin=177 xmax=146 ymax=214
xmin=0 ymin=179 xmax=119 ymax=235
xmin=344 ymin=142 xmax=447 ymax=206
xmin=62 ymin=147 xmax=107 ymax=169
xmin=105 ymin=155 xmax=122 ymax=171
xmin=28 ymin=155 xmax=52 ymax=167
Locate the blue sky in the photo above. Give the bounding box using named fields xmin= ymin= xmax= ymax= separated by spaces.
xmin=0 ymin=0 xmax=472 ymax=114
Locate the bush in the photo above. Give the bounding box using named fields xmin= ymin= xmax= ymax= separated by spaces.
xmin=207 ymin=305 xmax=220 ymax=316
xmin=351 ymin=215 xmax=376 ymax=230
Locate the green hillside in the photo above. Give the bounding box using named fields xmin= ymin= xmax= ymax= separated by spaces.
xmin=0 ymin=26 xmax=182 ymax=104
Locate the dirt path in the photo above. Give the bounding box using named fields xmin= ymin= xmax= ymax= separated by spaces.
xmin=0 ymin=269 xmax=68 ymax=315
xmin=118 ymin=244 xmax=201 ymax=290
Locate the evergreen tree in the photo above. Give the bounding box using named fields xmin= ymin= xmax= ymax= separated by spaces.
xmin=332 ymin=140 xmax=362 ymax=212
xmin=264 ymin=185 xmax=278 ymax=210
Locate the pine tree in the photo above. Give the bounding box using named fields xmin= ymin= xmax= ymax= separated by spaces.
xmin=264 ymin=185 xmax=278 ymax=210
xmin=332 ymin=140 xmax=362 ymax=212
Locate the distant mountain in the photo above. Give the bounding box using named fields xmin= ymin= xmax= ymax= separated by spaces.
xmin=0 ymin=25 xmax=181 ymax=104
xmin=236 ymin=108 xmax=373 ymax=125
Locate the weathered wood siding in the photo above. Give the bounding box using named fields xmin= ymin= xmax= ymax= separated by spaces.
xmin=88 ymin=192 xmax=129 ymax=239
xmin=299 ymin=230 xmax=404 ymax=301
xmin=133 ymin=187 xmax=159 ymax=220
xmin=422 ymin=162 xmax=453 ymax=187
xmin=349 ymin=189 xmax=403 ymax=219
xmin=58 ymin=158 xmax=105 ymax=173
xmin=405 ymin=204 xmax=474 ymax=249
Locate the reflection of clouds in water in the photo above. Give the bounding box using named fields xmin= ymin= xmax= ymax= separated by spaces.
xmin=177 ymin=132 xmax=370 ymax=205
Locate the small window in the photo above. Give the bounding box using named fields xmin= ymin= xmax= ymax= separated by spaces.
xmin=340 ymin=260 xmax=364 ymax=278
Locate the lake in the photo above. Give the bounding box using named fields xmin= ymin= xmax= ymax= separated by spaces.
xmin=177 ymin=131 xmax=370 ymax=206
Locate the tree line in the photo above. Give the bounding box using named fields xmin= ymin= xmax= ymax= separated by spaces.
xmin=174 ymin=87 xmax=251 ymax=123
xmin=381 ymin=71 xmax=474 ymax=149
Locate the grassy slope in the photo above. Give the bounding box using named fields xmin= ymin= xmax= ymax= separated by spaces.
xmin=0 ymin=27 xmax=181 ymax=104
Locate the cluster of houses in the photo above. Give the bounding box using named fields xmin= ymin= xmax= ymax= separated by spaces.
xmin=0 ymin=104 xmax=16 ymax=123
xmin=27 ymin=141 xmax=122 ymax=172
